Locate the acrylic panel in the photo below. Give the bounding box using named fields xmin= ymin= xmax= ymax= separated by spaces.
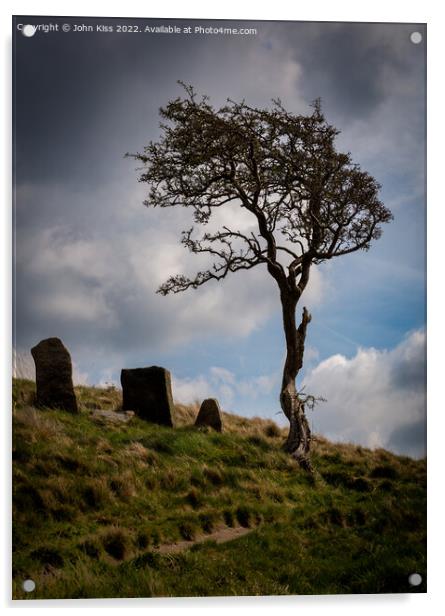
xmin=12 ymin=16 xmax=426 ymax=599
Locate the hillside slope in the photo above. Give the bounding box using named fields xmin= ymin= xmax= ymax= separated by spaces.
xmin=12 ymin=378 xmax=426 ymax=599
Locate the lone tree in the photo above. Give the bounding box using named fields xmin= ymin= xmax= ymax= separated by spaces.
xmin=129 ymin=84 xmax=393 ymax=471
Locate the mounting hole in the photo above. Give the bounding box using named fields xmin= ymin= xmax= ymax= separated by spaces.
xmin=22 ymin=25 xmax=36 ymax=37
xmin=408 ymin=572 xmax=422 ymax=586
xmin=410 ymin=32 xmax=422 ymax=44
xmin=22 ymin=579 xmax=36 ymax=592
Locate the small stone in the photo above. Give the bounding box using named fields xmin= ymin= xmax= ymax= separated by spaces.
xmin=91 ymin=409 xmax=133 ymax=424
xmin=121 ymin=366 xmax=174 ymax=426
xmin=195 ymin=398 xmax=223 ymax=432
xmin=30 ymin=337 xmax=78 ymax=413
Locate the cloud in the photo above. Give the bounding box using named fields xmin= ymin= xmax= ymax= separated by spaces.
xmin=173 ymin=366 xmax=279 ymax=413
xmin=187 ymin=23 xmax=304 ymax=110
xmin=269 ymin=22 xmax=426 ymax=213
xmin=302 ymin=329 xmax=426 ymax=457
xmin=13 ymin=349 xmax=89 ymax=386
xmin=12 ymin=349 xmax=35 ymax=381
xmin=14 ymin=176 xmax=325 ymax=363
xmin=289 ymin=23 xmax=424 ymax=120
xmin=209 ymin=367 xmax=236 ymax=385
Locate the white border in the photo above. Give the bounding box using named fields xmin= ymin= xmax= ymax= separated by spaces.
xmin=2 ymin=1 xmax=443 ymax=614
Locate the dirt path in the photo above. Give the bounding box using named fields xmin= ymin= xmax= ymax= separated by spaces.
xmin=154 ymin=525 xmax=253 ymax=555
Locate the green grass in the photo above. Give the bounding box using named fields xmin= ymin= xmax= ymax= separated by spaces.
xmin=12 ymin=378 xmax=426 ymax=598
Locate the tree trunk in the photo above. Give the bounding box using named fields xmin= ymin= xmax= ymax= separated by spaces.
xmin=280 ymin=294 xmax=313 ymax=472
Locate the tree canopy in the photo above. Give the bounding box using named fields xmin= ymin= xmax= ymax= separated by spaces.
xmin=131 ymin=84 xmax=392 ymax=304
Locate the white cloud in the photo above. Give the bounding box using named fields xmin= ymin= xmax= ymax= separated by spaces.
xmin=210 ymin=366 xmax=236 ymax=385
xmin=302 ymin=329 xmax=426 ymax=457
xmin=16 ymin=181 xmax=325 ymax=354
xmin=34 ymin=289 xmax=115 ymax=325
xmin=173 ymin=366 xmax=279 ymax=412
xmin=237 ymin=374 xmax=277 ymax=399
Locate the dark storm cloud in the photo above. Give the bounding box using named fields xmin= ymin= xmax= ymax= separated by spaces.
xmin=389 ymin=342 xmax=426 ymax=391
xmin=278 ymin=21 xmax=426 ymax=122
xmin=388 ymin=418 xmax=426 ymax=459
xmin=13 ymin=15 xmax=272 ymax=235
xmin=13 ymin=18 xmax=426 ymax=200
xmin=14 ymin=17 xmax=195 ymax=188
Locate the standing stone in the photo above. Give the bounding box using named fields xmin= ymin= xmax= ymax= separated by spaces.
xmin=121 ymin=366 xmax=174 ymax=427
xmin=30 ymin=337 xmax=78 ymax=413
xmin=195 ymin=398 xmax=223 ymax=432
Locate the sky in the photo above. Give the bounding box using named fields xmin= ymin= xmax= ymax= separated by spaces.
xmin=12 ymin=16 xmax=426 ymax=457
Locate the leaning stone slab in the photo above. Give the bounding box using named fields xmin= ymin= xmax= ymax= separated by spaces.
xmin=30 ymin=337 xmax=78 ymax=413
xmin=91 ymin=409 xmax=134 ymax=424
xmin=121 ymin=366 xmax=174 ymax=427
xmin=195 ymin=398 xmax=223 ymax=432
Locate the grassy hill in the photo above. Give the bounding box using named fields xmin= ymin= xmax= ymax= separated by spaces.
xmin=12 ymin=378 xmax=426 ymax=599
